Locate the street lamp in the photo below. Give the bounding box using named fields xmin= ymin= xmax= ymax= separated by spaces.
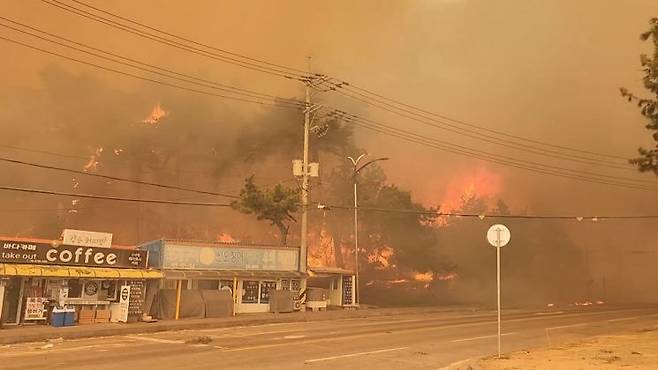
xmin=347 ymin=154 xmax=389 ymax=307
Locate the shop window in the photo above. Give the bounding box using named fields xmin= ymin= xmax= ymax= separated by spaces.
xmin=259 ymin=281 xmax=276 ymax=304
xmin=220 ymin=280 xmax=233 ymax=294
xmin=162 ymin=279 xmax=178 ymax=290
xmin=68 ymin=280 xmax=82 ymax=298
xmin=242 ymin=280 xmax=259 ymax=304
xmin=101 ymin=280 xmax=118 ymax=301
xmin=198 ymin=280 xmax=220 ymax=290
xmin=280 ymin=279 xmax=290 ymax=290
xmin=291 ymin=279 xmax=301 ymax=292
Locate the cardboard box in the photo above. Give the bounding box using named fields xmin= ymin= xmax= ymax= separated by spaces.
xmin=78 ymin=309 xmax=95 ymax=325
xmin=95 ymin=309 xmax=110 ymax=323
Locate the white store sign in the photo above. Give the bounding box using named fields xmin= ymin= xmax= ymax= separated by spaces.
xmin=62 ymin=229 xmax=113 ymax=248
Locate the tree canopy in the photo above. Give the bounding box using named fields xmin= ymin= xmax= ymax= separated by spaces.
xmin=621 ymin=18 xmax=658 ymax=174
xmin=231 ymin=176 xmax=300 ymax=245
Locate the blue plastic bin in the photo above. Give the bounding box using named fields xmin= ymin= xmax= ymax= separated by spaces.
xmin=50 ymin=309 xmax=66 ymax=327
xmin=64 ymin=308 xmax=76 ymax=326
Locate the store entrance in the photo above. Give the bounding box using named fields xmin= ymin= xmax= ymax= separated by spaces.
xmin=1 ymin=278 xmax=23 ymax=324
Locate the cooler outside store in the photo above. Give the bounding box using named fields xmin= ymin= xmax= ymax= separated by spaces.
xmin=0 ymin=237 xmax=163 ymax=327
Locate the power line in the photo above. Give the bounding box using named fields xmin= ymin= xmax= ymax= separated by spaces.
xmin=41 ymin=0 xmax=632 ymax=164
xmin=70 ymin=0 xmax=309 ymax=76
xmin=348 ymin=114 xmax=657 ymax=185
xmin=323 ymin=81 xmax=631 ymax=162
xmin=321 ymin=204 xmax=658 ymax=220
xmin=40 ymin=0 xmax=309 ymax=81
xmin=9 ymin=6 xmax=647 ymax=190
xmin=326 ymin=87 xmax=631 ymax=169
xmin=338 ymin=114 xmax=658 ymax=191
xmin=0 ymin=17 xmax=304 ymax=108
xmin=0 ymin=185 xmax=234 ymax=206
xmin=0 ymin=34 xmax=300 ymax=109
xmin=0 ymin=156 xmax=242 ymax=199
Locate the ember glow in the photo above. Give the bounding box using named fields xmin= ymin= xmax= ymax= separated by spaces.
xmin=413 ymin=272 xmax=433 ymax=282
xmin=217 ymin=233 xmax=237 ymax=243
xmin=83 ymin=147 xmax=103 ymax=172
xmin=439 ymin=167 xmax=502 ymax=213
xmin=143 ymin=103 xmax=168 ymax=125
xmin=367 ymin=246 xmax=394 ymax=269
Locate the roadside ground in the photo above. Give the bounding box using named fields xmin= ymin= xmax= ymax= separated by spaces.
xmin=447 ymin=326 xmax=658 ymax=369
xmin=0 ymin=305 xmax=487 ymax=345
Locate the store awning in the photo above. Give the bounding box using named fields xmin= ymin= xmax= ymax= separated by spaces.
xmin=163 ymin=269 xmax=302 ymax=280
xmin=308 ymin=267 xmax=355 ymax=277
xmin=0 ymin=263 xmax=163 ymax=279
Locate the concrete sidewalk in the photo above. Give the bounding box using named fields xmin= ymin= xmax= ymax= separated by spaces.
xmin=0 ymin=306 xmax=484 ymax=345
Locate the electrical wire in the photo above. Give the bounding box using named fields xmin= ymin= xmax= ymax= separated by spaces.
xmin=41 ymin=0 xmax=309 ymax=81
xmin=40 ymin=0 xmax=633 ymax=164
xmin=0 ymin=17 xmax=304 ymax=108
xmin=0 ymin=35 xmax=300 ymax=109
xmin=328 ymin=86 xmax=632 ymax=169
xmin=325 ymin=81 xmax=631 ymax=162
xmin=338 ymin=115 xmax=658 ymax=191
xmin=347 ymin=114 xmax=657 ymax=185
xmin=0 ymin=156 xmax=241 ymax=199
xmin=0 ymin=185 xmax=234 ymax=206
xmin=70 ymin=0 xmax=309 ymax=76
xmin=320 ymin=204 xmax=658 ymax=220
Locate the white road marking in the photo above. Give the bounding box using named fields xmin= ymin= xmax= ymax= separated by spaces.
xmin=124 ymin=335 xmax=184 ymax=344
xmin=545 ymin=322 xmax=593 ymax=331
xmin=304 ymin=347 xmax=409 ymax=363
xmin=451 ymin=332 xmax=516 ymax=343
xmin=282 ymin=335 xmax=306 ymax=339
xmin=214 ymin=329 xmax=301 ymax=338
xmin=608 ymin=316 xmax=642 ymax=322
xmin=0 ymin=343 xmax=129 ymax=358
xmin=534 ymin=311 xmax=564 ymax=316
xmin=437 ymin=357 xmax=477 ymax=370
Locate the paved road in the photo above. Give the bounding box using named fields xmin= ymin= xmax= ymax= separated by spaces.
xmin=3 ymin=306 xmax=658 ymax=369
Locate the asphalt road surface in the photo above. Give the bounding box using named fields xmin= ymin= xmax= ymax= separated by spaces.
xmin=3 ymin=306 xmax=658 ymax=369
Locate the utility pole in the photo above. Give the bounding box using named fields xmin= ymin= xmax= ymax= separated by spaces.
xmin=299 ymin=58 xmax=311 ymax=274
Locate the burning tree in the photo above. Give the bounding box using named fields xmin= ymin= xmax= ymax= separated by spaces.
xmin=621 ymin=18 xmax=658 ymax=173
xmin=231 ymin=176 xmax=300 ymax=245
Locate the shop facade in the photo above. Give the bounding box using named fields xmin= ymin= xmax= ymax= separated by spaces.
xmin=139 ymin=239 xmax=305 ymax=317
xmin=307 ymin=267 xmax=357 ymax=308
xmin=0 ymin=237 xmax=162 ymax=326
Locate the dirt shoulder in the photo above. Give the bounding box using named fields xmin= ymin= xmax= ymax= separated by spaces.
xmin=464 ymin=329 xmax=658 ymax=370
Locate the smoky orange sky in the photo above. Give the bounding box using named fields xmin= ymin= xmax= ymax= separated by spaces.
xmin=1 ymin=0 xmax=658 ymax=235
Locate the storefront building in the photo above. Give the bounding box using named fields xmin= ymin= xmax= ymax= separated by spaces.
xmin=0 ymin=237 xmax=162 ymax=326
xmin=307 ymin=267 xmax=357 ymax=308
xmin=139 ymin=239 xmax=304 ymax=317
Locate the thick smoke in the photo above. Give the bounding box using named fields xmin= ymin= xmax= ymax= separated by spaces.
xmin=1 ymin=1 xmax=658 ymax=305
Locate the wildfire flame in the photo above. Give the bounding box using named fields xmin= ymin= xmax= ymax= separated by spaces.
xmin=413 ymin=271 xmax=458 ymax=282
xmin=440 ymin=167 xmax=502 ymax=213
xmin=367 ymin=246 xmax=394 ymax=270
xmin=308 ymin=227 xmax=338 ymax=268
xmin=414 ymin=272 xmax=434 ymax=282
xmin=217 ymin=233 xmax=237 ymax=243
xmin=83 ymin=147 xmax=103 ymax=172
xmin=143 ymin=103 xmax=168 ymax=125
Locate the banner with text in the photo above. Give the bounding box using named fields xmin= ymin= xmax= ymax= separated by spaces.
xmin=162 ymin=243 xmax=298 ymax=271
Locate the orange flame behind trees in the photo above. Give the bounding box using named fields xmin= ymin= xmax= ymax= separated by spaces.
xmin=143 ymin=103 xmax=168 ymax=125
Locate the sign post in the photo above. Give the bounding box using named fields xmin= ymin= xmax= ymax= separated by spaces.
xmin=486 ymin=224 xmax=511 ymax=359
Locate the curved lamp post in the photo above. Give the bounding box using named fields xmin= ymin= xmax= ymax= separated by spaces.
xmin=347 ymin=154 xmax=389 ymax=306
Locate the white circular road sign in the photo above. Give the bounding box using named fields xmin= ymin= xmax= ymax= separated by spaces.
xmin=487 ymin=224 xmax=511 ymax=247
